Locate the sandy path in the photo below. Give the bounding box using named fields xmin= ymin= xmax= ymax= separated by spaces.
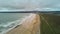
xmin=6 ymin=13 xmax=40 ymax=34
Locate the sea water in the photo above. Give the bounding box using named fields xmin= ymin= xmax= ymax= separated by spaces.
xmin=0 ymin=13 xmax=30 ymax=34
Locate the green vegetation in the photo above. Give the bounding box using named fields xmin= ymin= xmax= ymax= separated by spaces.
xmin=39 ymin=14 xmax=60 ymax=34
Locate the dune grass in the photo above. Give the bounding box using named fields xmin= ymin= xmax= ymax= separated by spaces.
xmin=39 ymin=14 xmax=60 ymax=34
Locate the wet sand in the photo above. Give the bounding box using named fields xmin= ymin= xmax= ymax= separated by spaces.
xmin=6 ymin=13 xmax=40 ymax=34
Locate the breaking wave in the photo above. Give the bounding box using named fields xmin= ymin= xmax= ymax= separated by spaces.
xmin=0 ymin=13 xmax=31 ymax=34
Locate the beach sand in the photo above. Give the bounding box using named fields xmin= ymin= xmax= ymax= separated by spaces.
xmin=6 ymin=13 xmax=40 ymax=34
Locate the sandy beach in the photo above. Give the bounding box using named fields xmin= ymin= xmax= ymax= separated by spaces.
xmin=6 ymin=13 xmax=40 ymax=34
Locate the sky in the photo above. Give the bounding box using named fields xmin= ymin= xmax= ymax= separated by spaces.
xmin=0 ymin=0 xmax=60 ymax=10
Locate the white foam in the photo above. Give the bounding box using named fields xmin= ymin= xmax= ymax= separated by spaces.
xmin=0 ymin=13 xmax=31 ymax=34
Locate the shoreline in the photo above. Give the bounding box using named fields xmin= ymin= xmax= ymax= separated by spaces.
xmin=1 ymin=13 xmax=32 ymax=34
xmin=6 ymin=13 xmax=40 ymax=34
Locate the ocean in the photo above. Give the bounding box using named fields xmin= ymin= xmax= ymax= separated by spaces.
xmin=0 ymin=13 xmax=30 ymax=34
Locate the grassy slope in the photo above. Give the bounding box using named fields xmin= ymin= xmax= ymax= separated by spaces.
xmin=39 ymin=14 xmax=60 ymax=34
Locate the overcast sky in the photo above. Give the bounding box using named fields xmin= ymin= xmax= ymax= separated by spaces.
xmin=0 ymin=0 xmax=60 ymax=10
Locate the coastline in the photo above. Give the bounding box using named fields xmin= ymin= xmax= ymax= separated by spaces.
xmin=6 ymin=13 xmax=40 ymax=34
xmin=1 ymin=13 xmax=31 ymax=34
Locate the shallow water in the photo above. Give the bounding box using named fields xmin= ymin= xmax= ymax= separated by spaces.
xmin=0 ymin=13 xmax=30 ymax=34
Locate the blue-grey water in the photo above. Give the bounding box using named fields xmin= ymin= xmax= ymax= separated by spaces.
xmin=0 ymin=13 xmax=30 ymax=34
